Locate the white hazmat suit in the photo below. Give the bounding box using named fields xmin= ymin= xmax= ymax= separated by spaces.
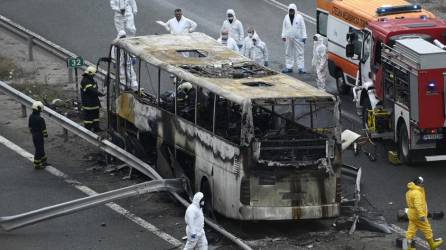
xmin=164 ymin=16 xmax=197 ymax=34
xmin=112 ymin=30 xmax=138 ymax=90
xmin=242 ymin=33 xmax=269 ymax=66
xmin=221 ymin=9 xmax=244 ymax=48
xmin=110 ymin=0 xmax=137 ymax=36
xmin=218 ymin=36 xmax=240 ymax=53
xmin=184 ymin=192 xmax=208 ymax=250
xmin=281 ymin=3 xmax=307 ymax=73
xmin=312 ymin=34 xmax=328 ymax=91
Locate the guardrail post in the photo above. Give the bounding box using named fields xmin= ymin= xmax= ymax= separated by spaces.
xmin=27 ymin=36 xmax=34 ymax=61
xmin=68 ymin=68 xmax=74 ymax=84
xmin=62 ymin=128 xmax=68 ymax=142
xmin=21 ymin=104 xmax=26 ymax=118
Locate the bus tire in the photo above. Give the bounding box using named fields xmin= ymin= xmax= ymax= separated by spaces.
xmin=336 ymin=71 xmax=350 ymax=95
xmin=398 ymin=123 xmax=413 ymax=165
xmin=201 ymin=178 xmax=216 ymax=220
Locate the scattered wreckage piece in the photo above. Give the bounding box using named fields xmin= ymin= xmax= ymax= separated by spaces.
xmin=338 ymin=162 xmax=391 ymax=234
xmin=334 ymin=209 xmax=392 ymax=234
xmin=397 ymin=209 xmax=444 ymax=222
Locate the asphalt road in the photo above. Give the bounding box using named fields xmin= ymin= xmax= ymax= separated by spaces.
xmin=1 ymin=0 xmax=446 ymax=242
xmin=0 ymin=143 xmax=173 ymax=250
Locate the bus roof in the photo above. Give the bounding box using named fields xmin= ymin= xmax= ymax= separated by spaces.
xmin=317 ymin=0 xmax=435 ymax=28
xmin=114 ymin=33 xmax=334 ymax=105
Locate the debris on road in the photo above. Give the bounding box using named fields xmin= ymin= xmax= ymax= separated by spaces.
xmin=388 ymin=151 xmax=401 ymax=165
xmin=397 ymin=209 xmax=445 ymax=222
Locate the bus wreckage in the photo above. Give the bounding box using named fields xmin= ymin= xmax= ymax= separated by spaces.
xmin=105 ymin=32 xmax=343 ymax=220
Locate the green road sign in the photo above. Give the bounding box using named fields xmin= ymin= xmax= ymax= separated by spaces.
xmin=67 ymin=57 xmax=84 ymax=68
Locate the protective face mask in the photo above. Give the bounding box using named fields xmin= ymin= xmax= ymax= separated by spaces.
xmin=200 ymin=200 xmax=205 ymax=208
xmin=248 ymin=33 xmax=253 ymax=38
xmin=228 ymin=17 xmax=234 ymax=22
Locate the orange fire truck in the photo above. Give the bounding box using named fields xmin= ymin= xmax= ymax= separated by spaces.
xmin=317 ymin=0 xmax=446 ymax=164
xmin=316 ymin=0 xmax=435 ymax=94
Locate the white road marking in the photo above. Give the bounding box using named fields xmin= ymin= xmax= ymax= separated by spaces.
xmin=389 ymin=224 xmax=430 ymax=249
xmin=0 ymin=134 xmax=183 ymax=248
xmin=263 ymin=0 xmax=317 ymax=25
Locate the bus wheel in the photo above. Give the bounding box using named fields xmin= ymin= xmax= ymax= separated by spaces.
xmin=336 ymin=71 xmax=350 ymax=95
xmin=201 ymin=179 xmax=216 ymax=220
xmin=361 ymin=97 xmax=371 ymax=130
xmin=398 ymin=124 xmax=413 ymax=164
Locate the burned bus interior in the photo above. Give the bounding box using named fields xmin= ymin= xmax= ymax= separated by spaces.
xmin=108 ymin=33 xmax=338 ymax=167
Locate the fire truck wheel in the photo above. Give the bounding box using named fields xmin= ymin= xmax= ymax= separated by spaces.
xmin=336 ymin=72 xmax=350 ymax=95
xmin=398 ymin=124 xmax=412 ymax=164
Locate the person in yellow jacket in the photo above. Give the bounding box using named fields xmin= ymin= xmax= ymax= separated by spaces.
xmin=406 ymin=176 xmax=443 ymax=250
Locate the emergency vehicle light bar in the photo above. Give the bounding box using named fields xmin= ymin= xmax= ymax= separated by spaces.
xmin=376 ymin=4 xmax=421 ymax=16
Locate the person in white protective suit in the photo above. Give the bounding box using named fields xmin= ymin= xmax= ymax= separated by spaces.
xmin=162 ymin=9 xmax=197 ymax=34
xmin=242 ymin=27 xmax=269 ymax=66
xmin=281 ymin=3 xmax=307 ymax=74
xmin=184 ymin=192 xmax=208 ymax=250
xmin=217 ymin=29 xmax=239 ymax=53
xmin=110 ymin=0 xmax=137 ymax=36
xmin=112 ymin=30 xmax=138 ymax=90
xmin=312 ymin=34 xmax=328 ymax=91
xmin=221 ymin=9 xmax=244 ymax=49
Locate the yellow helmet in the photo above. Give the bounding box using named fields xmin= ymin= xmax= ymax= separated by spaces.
xmin=84 ymin=65 xmax=97 ymax=75
xmin=32 ymin=101 xmax=44 ymax=111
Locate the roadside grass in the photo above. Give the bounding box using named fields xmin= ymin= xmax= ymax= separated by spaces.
xmin=0 ymin=56 xmax=22 ymax=81
xmin=11 ymin=82 xmax=62 ymax=104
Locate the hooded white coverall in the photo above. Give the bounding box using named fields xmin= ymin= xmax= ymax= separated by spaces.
xmin=112 ymin=30 xmax=138 ymax=90
xmin=110 ymin=0 xmax=137 ymax=36
xmin=312 ymin=34 xmax=328 ymax=91
xmin=164 ymin=16 xmax=197 ymax=34
xmin=217 ymin=36 xmax=240 ymax=53
xmin=242 ymin=33 xmax=269 ymax=66
xmin=221 ymin=9 xmax=244 ymax=48
xmin=184 ymin=192 xmax=208 ymax=250
xmin=281 ymin=3 xmax=307 ymax=71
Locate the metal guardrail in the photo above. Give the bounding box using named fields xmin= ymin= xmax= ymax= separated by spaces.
xmin=0 ymin=179 xmax=185 ymax=231
xmin=0 ymin=80 xmax=160 ymax=180
xmin=0 ymin=15 xmax=107 ymax=82
xmin=0 ymin=15 xmax=252 ymax=250
xmin=0 ymin=80 xmax=252 ymax=250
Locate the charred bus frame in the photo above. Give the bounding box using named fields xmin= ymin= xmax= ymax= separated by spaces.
xmin=102 ymin=33 xmax=342 ymax=220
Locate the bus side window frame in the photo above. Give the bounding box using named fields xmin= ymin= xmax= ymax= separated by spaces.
xmin=175 ymin=79 xmax=196 ymax=124
xmin=196 ymin=86 xmax=215 ymax=132
xmin=214 ymin=95 xmax=242 ymax=145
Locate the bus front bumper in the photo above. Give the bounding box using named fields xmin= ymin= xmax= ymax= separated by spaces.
xmin=238 ymin=203 xmax=340 ymax=220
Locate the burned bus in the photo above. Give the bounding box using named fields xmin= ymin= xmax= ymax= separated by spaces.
xmin=103 ymin=32 xmax=342 ymax=220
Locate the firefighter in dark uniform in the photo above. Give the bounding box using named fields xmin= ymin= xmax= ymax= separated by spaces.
xmin=29 ymin=101 xmax=48 ymax=169
xmin=80 ymin=66 xmax=105 ymax=132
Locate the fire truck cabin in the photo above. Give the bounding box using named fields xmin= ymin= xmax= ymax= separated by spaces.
xmin=368 ymin=18 xmax=446 ymax=102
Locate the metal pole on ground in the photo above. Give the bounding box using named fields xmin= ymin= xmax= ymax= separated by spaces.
xmin=21 ymin=104 xmax=26 ymax=118
xmin=27 ymin=36 xmax=34 ymax=61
